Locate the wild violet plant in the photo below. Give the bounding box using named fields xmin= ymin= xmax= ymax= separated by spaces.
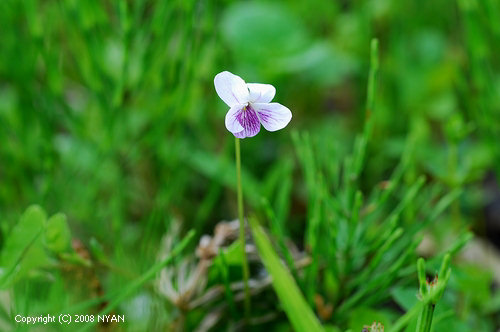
xmin=214 ymin=71 xmax=292 ymax=316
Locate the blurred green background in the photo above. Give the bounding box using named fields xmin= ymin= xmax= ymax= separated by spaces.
xmin=1 ymin=0 xmax=499 ymax=331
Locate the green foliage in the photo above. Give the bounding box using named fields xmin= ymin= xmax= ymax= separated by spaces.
xmin=78 ymin=230 xmax=195 ymax=332
xmin=249 ymin=216 xmax=324 ymax=332
xmin=0 ymin=206 xmax=81 ymax=289
xmin=0 ymin=0 xmax=499 ymax=331
xmin=221 ymin=2 xmax=353 ymax=85
xmin=0 ymin=206 xmax=49 ymax=288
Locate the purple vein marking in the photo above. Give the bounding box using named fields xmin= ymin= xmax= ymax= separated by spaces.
xmin=236 ymin=105 xmax=260 ymax=137
xmin=257 ymin=109 xmax=273 ymax=125
xmin=232 ymin=92 xmax=239 ymax=104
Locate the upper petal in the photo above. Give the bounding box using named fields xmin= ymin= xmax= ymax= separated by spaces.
xmin=253 ymin=103 xmax=292 ymax=132
xmin=214 ymin=71 xmax=250 ymax=107
xmin=225 ymin=104 xmax=245 ymax=133
xmin=247 ymin=83 xmax=276 ymax=103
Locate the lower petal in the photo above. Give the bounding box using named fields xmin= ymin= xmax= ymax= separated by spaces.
xmin=253 ymin=103 xmax=292 ymax=132
xmin=235 ymin=106 xmax=261 ymax=138
xmin=234 ymin=130 xmax=246 ymax=139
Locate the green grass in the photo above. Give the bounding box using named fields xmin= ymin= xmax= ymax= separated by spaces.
xmin=0 ymin=0 xmax=499 ymax=331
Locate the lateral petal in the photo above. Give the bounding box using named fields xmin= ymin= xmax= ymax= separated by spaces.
xmin=254 ymin=103 xmax=292 ymax=132
xmin=225 ymin=104 xmax=245 ymax=133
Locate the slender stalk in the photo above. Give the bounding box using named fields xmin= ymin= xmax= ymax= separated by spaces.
xmin=235 ymin=136 xmax=251 ymax=318
xmin=416 ymin=303 xmax=435 ymax=332
xmin=448 ymin=140 xmax=461 ymax=228
xmin=363 ymin=38 xmax=379 ymax=142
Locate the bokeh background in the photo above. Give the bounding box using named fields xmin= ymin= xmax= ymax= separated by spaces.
xmin=1 ymin=0 xmax=499 ymax=331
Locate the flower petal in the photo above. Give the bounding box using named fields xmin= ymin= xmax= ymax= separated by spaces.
xmin=225 ymin=104 xmax=245 ymax=133
xmin=247 ymin=83 xmax=276 ymax=103
xmin=233 ymin=130 xmax=246 ymax=139
xmin=214 ymin=71 xmax=250 ymax=107
xmin=225 ymin=105 xmax=261 ymax=138
xmin=253 ymin=103 xmax=292 ymax=132
xmin=237 ymin=106 xmax=261 ymax=138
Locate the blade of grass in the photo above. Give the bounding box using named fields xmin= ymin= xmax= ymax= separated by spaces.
xmin=249 ymin=216 xmax=325 ymax=332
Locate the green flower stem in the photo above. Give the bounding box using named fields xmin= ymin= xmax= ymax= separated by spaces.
xmin=235 ymin=136 xmax=251 ymax=318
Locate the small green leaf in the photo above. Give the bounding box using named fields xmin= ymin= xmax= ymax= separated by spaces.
xmin=217 ymin=240 xmax=243 ymax=266
xmin=45 ymin=213 xmax=72 ymax=254
xmin=0 ymin=205 xmax=50 ymax=288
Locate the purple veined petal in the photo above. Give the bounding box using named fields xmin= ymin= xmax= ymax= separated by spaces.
xmin=237 ymin=105 xmax=261 ymax=138
xmin=214 ymin=71 xmax=250 ymax=107
xmin=225 ymin=105 xmax=261 ymax=138
xmin=233 ymin=130 xmax=246 ymax=139
xmin=253 ymin=102 xmax=292 ymax=132
xmin=247 ymin=83 xmax=276 ymax=103
xmin=225 ymin=104 xmax=245 ymax=134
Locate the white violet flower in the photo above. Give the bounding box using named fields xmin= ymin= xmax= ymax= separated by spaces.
xmin=214 ymin=71 xmax=292 ymax=138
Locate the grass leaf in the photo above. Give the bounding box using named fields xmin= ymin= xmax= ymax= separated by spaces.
xmin=249 ymin=216 xmax=325 ymax=332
